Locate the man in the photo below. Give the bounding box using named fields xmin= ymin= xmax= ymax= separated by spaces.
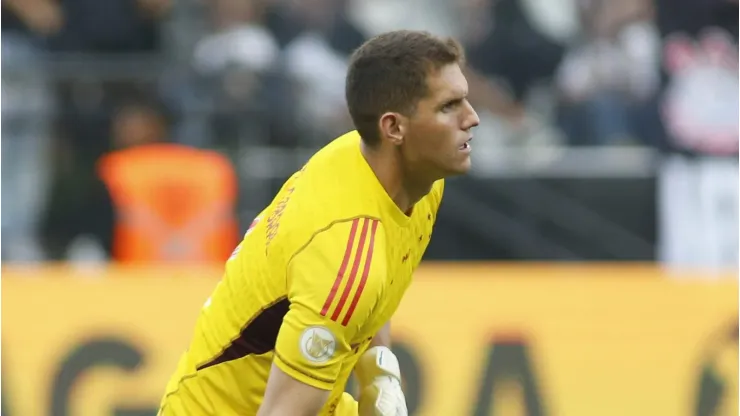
xmin=97 ymin=99 xmax=239 ymax=263
xmin=158 ymin=30 xmax=479 ymax=416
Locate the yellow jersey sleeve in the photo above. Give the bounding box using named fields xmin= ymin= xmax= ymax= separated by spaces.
xmin=274 ymin=217 xmax=387 ymax=390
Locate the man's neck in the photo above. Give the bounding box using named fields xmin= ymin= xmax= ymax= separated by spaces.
xmin=360 ymin=142 xmax=434 ymax=214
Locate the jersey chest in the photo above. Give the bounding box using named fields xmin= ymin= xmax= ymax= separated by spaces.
xmin=385 ymin=213 xmax=434 ymax=283
xmin=357 ymin=203 xmax=436 ymax=339
xmin=389 ymin=197 xmax=436 ymax=273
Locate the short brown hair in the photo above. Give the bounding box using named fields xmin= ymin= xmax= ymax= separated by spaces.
xmin=345 ymin=30 xmax=465 ymax=146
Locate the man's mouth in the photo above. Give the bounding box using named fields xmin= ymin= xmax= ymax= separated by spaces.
xmin=459 ymin=137 xmax=473 ymax=150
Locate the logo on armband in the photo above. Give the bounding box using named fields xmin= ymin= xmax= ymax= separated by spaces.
xmin=299 ymin=326 xmax=336 ymax=363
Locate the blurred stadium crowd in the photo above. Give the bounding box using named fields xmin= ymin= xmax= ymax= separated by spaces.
xmin=2 ymin=0 xmax=738 ymax=266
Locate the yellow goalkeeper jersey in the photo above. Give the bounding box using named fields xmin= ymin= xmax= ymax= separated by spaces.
xmin=158 ymin=130 xmax=444 ymax=415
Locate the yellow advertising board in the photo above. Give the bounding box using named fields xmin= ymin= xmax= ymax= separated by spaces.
xmin=1 ymin=264 xmax=737 ymax=416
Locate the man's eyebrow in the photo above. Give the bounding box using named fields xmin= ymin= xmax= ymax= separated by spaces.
xmin=439 ymin=90 xmax=467 ymax=104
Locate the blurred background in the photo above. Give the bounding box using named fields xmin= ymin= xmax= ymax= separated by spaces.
xmin=2 ymin=0 xmax=737 ymax=267
xmin=1 ymin=0 xmax=738 ymax=415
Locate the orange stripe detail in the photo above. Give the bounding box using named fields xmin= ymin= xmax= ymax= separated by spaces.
xmin=342 ymin=220 xmax=379 ymax=326
xmin=331 ymin=218 xmax=370 ymax=321
xmin=321 ymin=219 xmax=360 ymax=316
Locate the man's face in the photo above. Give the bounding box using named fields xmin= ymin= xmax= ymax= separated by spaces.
xmin=401 ymin=63 xmax=480 ymax=179
xmin=113 ymin=106 xmax=166 ymax=148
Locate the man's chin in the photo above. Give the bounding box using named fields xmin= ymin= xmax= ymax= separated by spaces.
xmin=457 ymin=154 xmax=473 ymax=172
xmin=443 ymin=158 xmax=472 ymax=177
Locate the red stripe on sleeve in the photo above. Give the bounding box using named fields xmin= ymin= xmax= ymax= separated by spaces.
xmin=342 ymin=220 xmax=379 ymax=326
xmin=320 ymin=218 xmax=360 ymax=316
xmin=330 ymin=218 xmax=370 ymax=321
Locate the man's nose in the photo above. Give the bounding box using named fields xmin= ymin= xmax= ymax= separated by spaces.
xmin=463 ymin=100 xmax=480 ymax=130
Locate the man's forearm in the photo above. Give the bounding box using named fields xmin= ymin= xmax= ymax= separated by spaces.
xmin=370 ymin=322 xmax=392 ymax=348
xmin=258 ymin=363 xmax=329 ymax=416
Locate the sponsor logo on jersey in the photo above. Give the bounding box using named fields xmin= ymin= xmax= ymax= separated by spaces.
xmin=300 ymin=326 xmax=336 ymax=363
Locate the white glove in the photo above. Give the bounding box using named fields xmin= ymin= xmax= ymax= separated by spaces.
xmin=355 ymin=346 xmax=408 ymax=416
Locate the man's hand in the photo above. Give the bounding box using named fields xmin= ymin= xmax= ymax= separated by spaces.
xmin=355 ymin=346 xmax=408 ymax=416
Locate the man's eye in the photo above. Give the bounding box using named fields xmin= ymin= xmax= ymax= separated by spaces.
xmin=441 ymin=101 xmax=459 ymax=112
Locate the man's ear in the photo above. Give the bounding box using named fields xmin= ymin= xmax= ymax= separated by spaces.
xmin=379 ymin=112 xmax=405 ymax=146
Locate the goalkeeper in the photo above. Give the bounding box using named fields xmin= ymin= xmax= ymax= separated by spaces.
xmin=158 ymin=29 xmax=479 ymax=416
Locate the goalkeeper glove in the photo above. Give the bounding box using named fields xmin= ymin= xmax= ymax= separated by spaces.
xmin=355 ymin=346 xmax=408 ymax=416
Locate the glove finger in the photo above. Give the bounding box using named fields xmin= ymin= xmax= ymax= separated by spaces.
xmin=395 ymin=386 xmax=408 ymax=416
xmin=374 ymin=389 xmax=396 ymax=415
